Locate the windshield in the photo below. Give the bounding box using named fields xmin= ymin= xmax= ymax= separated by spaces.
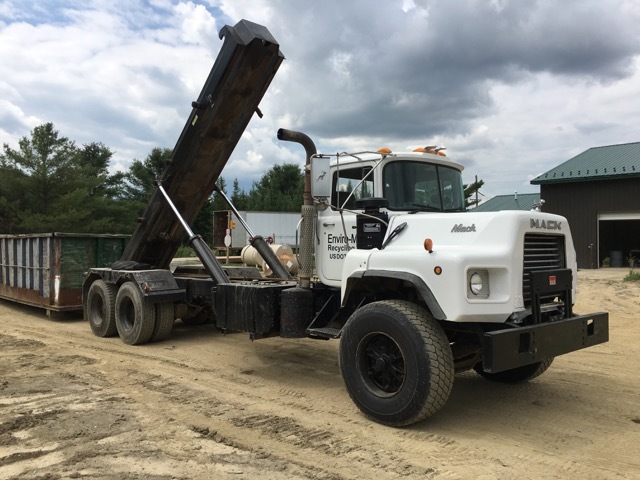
xmin=383 ymin=161 xmax=465 ymax=211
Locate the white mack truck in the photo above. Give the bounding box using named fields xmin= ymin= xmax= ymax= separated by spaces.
xmin=83 ymin=19 xmax=608 ymax=427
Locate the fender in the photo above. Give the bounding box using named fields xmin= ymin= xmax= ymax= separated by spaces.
xmin=343 ymin=269 xmax=446 ymax=320
xmin=83 ymin=268 xmax=185 ymax=304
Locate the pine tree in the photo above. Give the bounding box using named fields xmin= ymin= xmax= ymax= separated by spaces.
xmin=0 ymin=123 xmax=135 ymax=233
xmin=464 ymin=177 xmax=485 ymax=208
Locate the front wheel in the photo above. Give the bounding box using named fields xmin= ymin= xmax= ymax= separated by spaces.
xmin=339 ymin=300 xmax=454 ymax=427
xmin=473 ymin=358 xmax=554 ymax=383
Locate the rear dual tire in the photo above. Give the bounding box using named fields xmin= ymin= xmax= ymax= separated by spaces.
xmin=87 ymin=280 xmax=175 ymax=344
xmin=151 ymin=303 xmax=174 ymax=342
xmin=115 ymin=282 xmax=156 ymax=345
xmin=87 ymin=280 xmax=118 ymax=337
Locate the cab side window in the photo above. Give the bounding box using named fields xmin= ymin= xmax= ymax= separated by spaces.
xmin=331 ymin=167 xmax=373 ymax=210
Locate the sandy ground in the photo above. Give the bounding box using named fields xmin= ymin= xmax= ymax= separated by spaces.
xmin=1 ymin=268 xmax=639 ymax=479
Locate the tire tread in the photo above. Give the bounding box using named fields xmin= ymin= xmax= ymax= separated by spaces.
xmin=340 ymin=299 xmax=454 ymax=427
xmin=150 ymin=303 xmax=174 ymax=342
xmin=87 ymin=280 xmax=117 ymax=337
xmin=115 ymin=282 xmax=155 ymax=345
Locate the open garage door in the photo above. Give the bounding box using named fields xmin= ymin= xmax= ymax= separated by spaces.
xmin=598 ymin=212 xmax=640 ymax=267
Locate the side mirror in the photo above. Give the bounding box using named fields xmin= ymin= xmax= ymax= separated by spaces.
xmin=310 ymin=156 xmax=331 ymax=199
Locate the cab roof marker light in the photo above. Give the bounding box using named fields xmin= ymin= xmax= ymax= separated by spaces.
xmin=413 ymin=145 xmax=437 ymax=153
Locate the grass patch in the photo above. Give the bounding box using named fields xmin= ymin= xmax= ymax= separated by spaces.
xmin=623 ymin=270 xmax=640 ymax=282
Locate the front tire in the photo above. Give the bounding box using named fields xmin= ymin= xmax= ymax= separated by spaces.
xmin=86 ymin=280 xmax=117 ymax=337
xmin=115 ymin=282 xmax=155 ymax=345
xmin=473 ymin=358 xmax=554 ymax=383
xmin=339 ymin=300 xmax=454 ymax=427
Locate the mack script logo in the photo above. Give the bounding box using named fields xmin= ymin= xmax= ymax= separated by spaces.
xmin=530 ymin=219 xmax=562 ymax=230
xmin=451 ymin=223 xmax=476 ymax=233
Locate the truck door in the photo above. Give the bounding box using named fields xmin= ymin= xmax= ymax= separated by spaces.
xmin=316 ymin=167 xmax=373 ymax=284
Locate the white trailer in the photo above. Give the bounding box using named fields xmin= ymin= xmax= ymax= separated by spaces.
xmin=213 ymin=210 xmax=300 ymax=251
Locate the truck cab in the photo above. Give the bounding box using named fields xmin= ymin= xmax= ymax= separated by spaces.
xmin=304 ymin=146 xmax=607 ymax=427
xmin=314 ymin=149 xmax=465 ymax=285
xmin=313 ymin=148 xmax=581 ymax=327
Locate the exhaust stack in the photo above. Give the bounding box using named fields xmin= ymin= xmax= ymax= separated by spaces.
xmin=277 ymin=128 xmax=317 ymax=289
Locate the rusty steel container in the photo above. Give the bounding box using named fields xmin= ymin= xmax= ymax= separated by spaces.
xmin=0 ymin=233 xmax=128 ymax=314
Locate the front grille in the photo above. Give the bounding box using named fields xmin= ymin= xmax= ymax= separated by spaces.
xmin=523 ymin=234 xmax=565 ymax=307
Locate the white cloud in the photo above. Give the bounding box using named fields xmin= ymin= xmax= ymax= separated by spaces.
xmin=327 ymin=50 xmax=354 ymax=86
xmin=0 ymin=1 xmax=226 ymax=169
xmin=1 ymin=0 xmax=640 ymax=200
xmin=174 ymin=1 xmax=217 ymax=45
xmin=454 ymin=61 xmax=640 ymax=198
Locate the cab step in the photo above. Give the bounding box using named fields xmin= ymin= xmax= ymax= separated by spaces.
xmin=306 ymin=327 xmax=341 ymax=339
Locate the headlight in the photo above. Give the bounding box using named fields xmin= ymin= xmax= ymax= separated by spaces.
xmin=470 ymin=273 xmax=483 ymax=294
xmin=467 ymin=270 xmax=490 ymax=298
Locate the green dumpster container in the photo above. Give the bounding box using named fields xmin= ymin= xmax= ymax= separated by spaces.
xmin=0 ymin=233 xmax=128 ymax=314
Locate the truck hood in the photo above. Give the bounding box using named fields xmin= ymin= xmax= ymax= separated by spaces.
xmin=384 ymin=210 xmax=569 ymax=249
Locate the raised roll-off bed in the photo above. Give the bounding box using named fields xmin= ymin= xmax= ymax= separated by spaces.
xmin=83 ymin=19 xmax=608 ymax=427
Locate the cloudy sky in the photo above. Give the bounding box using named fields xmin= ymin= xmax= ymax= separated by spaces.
xmin=2 ymin=0 xmax=640 ymax=202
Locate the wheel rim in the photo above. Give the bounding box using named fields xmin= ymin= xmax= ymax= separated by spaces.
xmin=358 ymin=332 xmax=406 ymax=396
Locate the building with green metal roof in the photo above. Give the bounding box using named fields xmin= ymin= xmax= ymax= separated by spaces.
xmin=471 ymin=192 xmax=541 ymax=212
xmin=531 ymin=142 xmax=640 ymax=184
xmin=531 ymin=142 xmax=640 ymax=269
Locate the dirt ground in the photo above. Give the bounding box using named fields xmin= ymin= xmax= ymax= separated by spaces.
xmin=1 ymin=268 xmax=639 ymax=480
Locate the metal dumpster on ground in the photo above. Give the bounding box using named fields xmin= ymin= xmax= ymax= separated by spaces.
xmin=0 ymin=233 xmax=128 ymax=314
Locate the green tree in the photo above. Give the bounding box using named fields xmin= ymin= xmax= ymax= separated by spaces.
xmin=0 ymin=193 xmax=22 ymax=233
xmin=0 ymin=123 xmax=134 ymax=233
xmin=72 ymin=142 xmax=137 ymax=233
xmin=1 ymin=123 xmax=76 ymax=216
xmin=123 ymin=147 xmax=172 ymax=202
xmin=246 ymin=163 xmax=303 ymax=211
xmin=231 ymin=178 xmax=248 ymax=211
xmin=0 ymin=155 xmax=27 ymax=232
xmin=464 ymin=177 xmax=485 ymax=208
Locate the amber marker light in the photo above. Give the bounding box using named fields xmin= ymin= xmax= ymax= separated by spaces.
xmin=424 ymin=238 xmax=433 ymax=253
xmin=377 ymin=147 xmax=392 ymax=154
xmin=434 ymin=266 xmax=442 ymax=275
